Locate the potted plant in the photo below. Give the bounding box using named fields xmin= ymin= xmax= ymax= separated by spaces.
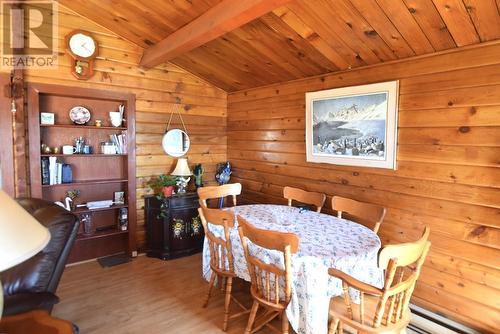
xmin=147 ymin=174 xmax=177 ymax=197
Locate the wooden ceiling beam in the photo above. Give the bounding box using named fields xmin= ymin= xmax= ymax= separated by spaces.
xmin=139 ymin=0 xmax=293 ymax=69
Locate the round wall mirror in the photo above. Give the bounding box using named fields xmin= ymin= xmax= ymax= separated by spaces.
xmin=162 ymin=129 xmax=190 ymax=157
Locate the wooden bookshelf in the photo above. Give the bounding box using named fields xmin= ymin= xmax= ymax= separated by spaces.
xmin=28 ymin=83 xmax=137 ymax=263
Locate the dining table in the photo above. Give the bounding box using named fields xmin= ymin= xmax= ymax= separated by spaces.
xmin=202 ymin=204 xmax=384 ymax=334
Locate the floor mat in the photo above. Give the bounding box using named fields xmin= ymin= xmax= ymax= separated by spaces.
xmin=97 ymin=253 xmax=131 ymax=268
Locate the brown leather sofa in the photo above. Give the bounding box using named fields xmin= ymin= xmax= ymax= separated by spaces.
xmin=1 ymin=198 xmax=79 ymax=316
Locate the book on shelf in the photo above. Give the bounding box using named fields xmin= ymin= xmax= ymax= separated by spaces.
xmin=57 ymin=163 xmax=63 ymax=184
xmin=41 ymin=157 xmax=50 ymax=185
xmin=110 ymin=131 xmax=127 ymax=154
xmin=62 ymin=164 xmax=73 ymax=183
xmin=43 ymin=156 xmax=72 ymax=185
xmin=49 ymin=156 xmax=57 ymax=185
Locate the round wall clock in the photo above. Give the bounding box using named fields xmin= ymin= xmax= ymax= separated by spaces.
xmin=65 ymin=30 xmax=99 ymax=80
xmin=68 ymin=33 xmax=97 ymax=58
xmin=69 ymin=106 xmax=91 ymax=125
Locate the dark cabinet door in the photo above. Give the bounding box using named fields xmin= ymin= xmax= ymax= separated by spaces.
xmin=145 ymin=196 xmax=168 ymax=258
xmin=187 ymin=212 xmax=204 ymax=249
xmin=169 ymin=207 xmax=195 ymax=253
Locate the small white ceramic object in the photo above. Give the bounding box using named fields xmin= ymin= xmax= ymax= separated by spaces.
xmin=109 ymin=111 xmax=122 ymax=127
xmin=62 ymin=145 xmax=76 ymax=155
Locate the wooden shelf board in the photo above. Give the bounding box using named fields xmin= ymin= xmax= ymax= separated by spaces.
xmin=40 ymin=154 xmax=127 ymax=157
xmin=73 ymin=204 xmax=128 ymax=214
xmin=41 ymin=124 xmax=127 ymax=130
xmin=42 ymin=179 xmax=128 ymax=188
xmin=77 ymin=228 xmax=128 ymax=241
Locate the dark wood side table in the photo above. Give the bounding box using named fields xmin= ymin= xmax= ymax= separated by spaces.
xmin=0 ymin=310 xmax=74 ymax=334
xmin=145 ymin=192 xmax=204 ymax=260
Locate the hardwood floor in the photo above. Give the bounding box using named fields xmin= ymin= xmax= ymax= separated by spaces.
xmin=53 ymin=254 xmax=281 ymax=333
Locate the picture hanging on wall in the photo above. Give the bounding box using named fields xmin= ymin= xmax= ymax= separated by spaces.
xmin=305 ymin=80 xmax=399 ymax=170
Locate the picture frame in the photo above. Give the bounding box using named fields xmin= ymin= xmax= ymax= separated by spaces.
xmin=305 ymin=80 xmax=399 ymax=170
xmin=40 ymin=112 xmax=55 ymax=125
xmin=113 ymin=191 xmax=125 ymax=204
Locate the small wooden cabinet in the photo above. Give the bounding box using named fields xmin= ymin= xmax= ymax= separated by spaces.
xmin=145 ymin=193 xmax=204 ymax=260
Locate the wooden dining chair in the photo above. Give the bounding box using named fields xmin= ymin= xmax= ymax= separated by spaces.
xmin=198 ymin=207 xmax=249 ymax=331
xmin=331 ymin=196 xmax=386 ymax=234
xmin=327 ymin=227 xmax=431 ymax=334
xmin=237 ymin=216 xmax=299 ymax=334
xmin=198 ymin=183 xmax=242 ymax=208
xmin=283 ymin=186 xmax=326 ymax=213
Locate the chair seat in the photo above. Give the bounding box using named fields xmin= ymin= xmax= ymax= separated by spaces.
xmin=329 ymin=294 xmax=410 ymax=334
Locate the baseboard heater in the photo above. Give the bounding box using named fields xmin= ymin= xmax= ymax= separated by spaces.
xmin=409 ymin=304 xmax=480 ymax=334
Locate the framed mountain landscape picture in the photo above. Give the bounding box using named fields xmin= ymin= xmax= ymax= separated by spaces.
xmin=305 ymin=81 xmax=398 ymax=169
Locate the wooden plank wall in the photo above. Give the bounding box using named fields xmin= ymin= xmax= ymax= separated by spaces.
xmin=2 ymin=5 xmax=227 ymax=250
xmin=227 ymin=42 xmax=500 ymax=332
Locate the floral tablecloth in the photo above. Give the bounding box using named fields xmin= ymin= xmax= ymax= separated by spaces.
xmin=202 ymin=204 xmax=383 ymax=334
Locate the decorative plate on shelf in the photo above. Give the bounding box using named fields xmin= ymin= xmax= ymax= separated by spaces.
xmin=69 ymin=106 xmax=91 ymax=125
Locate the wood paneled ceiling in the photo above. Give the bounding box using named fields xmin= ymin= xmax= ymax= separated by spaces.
xmin=60 ymin=0 xmax=223 ymax=48
xmin=61 ymin=0 xmax=500 ymax=92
